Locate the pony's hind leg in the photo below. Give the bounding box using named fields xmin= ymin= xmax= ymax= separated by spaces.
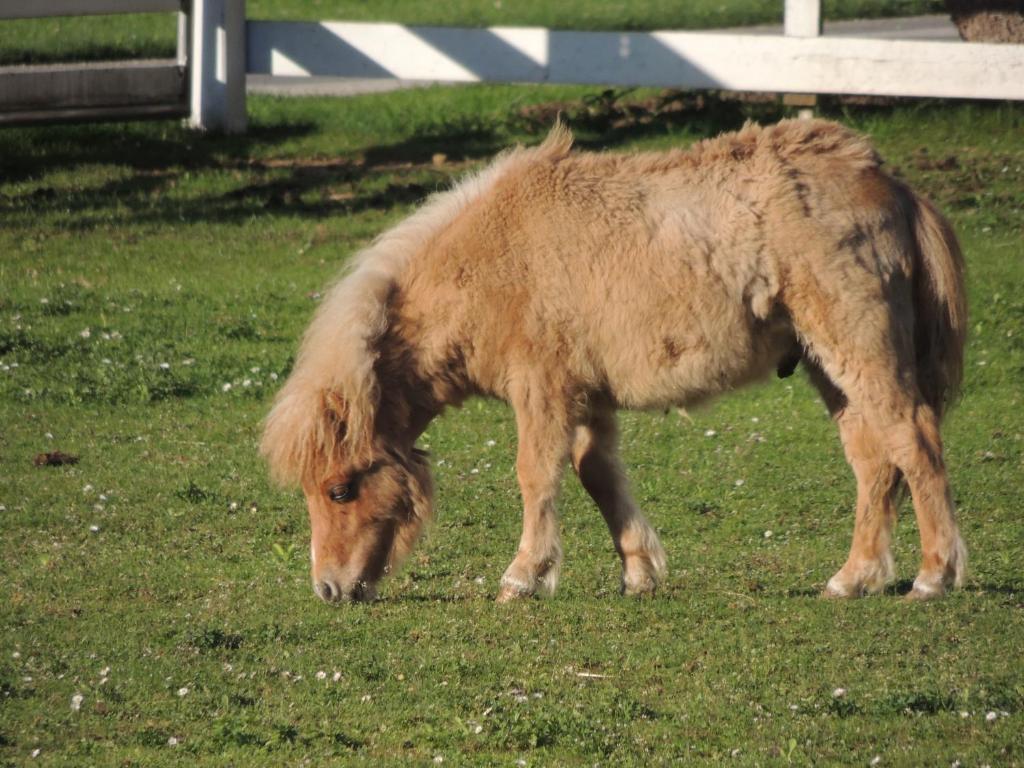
xmin=795 ymin=313 xmax=965 ymax=600
xmin=571 ymin=407 xmax=667 ymax=596
xmin=809 ymin=366 xmax=900 ymax=596
xmin=496 ymin=385 xmax=572 ymax=603
xmin=884 ymin=403 xmax=967 ymax=599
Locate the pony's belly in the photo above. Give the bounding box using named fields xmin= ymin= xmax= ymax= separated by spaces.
xmin=604 ymin=319 xmax=792 ymax=410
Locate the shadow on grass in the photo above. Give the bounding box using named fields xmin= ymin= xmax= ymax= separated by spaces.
xmin=0 ymin=120 xmax=318 ymax=182
xmin=788 ymin=579 xmax=1023 ymax=600
xmin=0 ymin=92 xmax=919 ymax=232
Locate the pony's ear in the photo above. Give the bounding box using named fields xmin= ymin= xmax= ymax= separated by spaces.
xmin=322 ymin=389 xmax=348 ymax=427
xmin=322 ymin=386 xmax=379 ymax=467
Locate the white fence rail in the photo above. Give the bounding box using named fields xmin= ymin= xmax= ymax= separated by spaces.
xmin=247 ymin=21 xmax=1024 ymax=101
xmin=0 ymin=0 xmax=183 ymax=20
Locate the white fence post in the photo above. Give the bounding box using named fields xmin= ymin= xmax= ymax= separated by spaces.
xmin=784 ymin=0 xmax=821 ymax=117
xmin=188 ymin=0 xmax=246 ymax=132
xmin=784 ymin=0 xmax=822 ymax=37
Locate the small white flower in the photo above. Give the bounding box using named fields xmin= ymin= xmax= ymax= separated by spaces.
xmin=269 ymin=372 xmax=279 ymax=381
xmin=485 ymin=439 xmax=496 ymax=447
xmin=985 ymin=711 xmax=997 ymax=722
xmin=704 ymin=429 xmax=717 ymax=437
xmin=870 ymin=757 xmax=881 ymax=767
xmin=316 ymin=670 xmax=327 ymax=680
xmin=44 ymin=432 xmax=53 ymax=440
xmin=433 ymin=757 xmax=444 ymax=764
xmin=159 ymin=362 xmax=170 ymax=370
xmin=101 ymin=358 xmax=112 ymax=365
xmin=177 ymin=687 xmax=189 ymax=697
xmin=763 ymin=530 xmax=773 ymax=539
xmin=751 ymin=416 xmax=760 ymax=423
xmin=99 ymin=494 xmax=108 ymax=502
xmin=242 ymin=379 xmax=252 ymax=387
xmin=89 ymin=525 xmax=100 ymax=533
xmin=100 ymin=666 xmax=110 ymax=676
xmin=332 ymin=671 xmax=341 ymax=682
xmin=182 ymin=358 xmax=195 ymax=366
xmin=71 ymin=693 xmax=84 ymax=711
xmin=80 ymin=328 xmax=91 ymax=339
xmin=39 ymin=298 xmax=49 ymax=304
xmin=11 ymin=651 xmax=20 ymax=659
xmin=228 ymin=502 xmax=238 ymax=511
xmin=221 ymin=383 xmax=232 ymax=392
xmin=250 ymin=366 xmax=260 ymax=373
xmin=473 ymin=724 xmax=483 ymax=734
xmin=735 ymin=479 xmax=745 ymax=487
xmin=361 ymin=694 xmax=371 ymax=702
xmin=470 ymin=468 xmax=479 ymax=474
xmin=960 ymin=711 xmax=970 ymax=719
xmin=31 ymin=748 xmax=41 ymax=758
xmin=167 ymin=737 xmax=179 ymax=747
xmin=832 ymin=687 xmax=846 ymax=699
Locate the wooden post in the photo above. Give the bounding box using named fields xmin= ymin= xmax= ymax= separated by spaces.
xmin=783 ymin=0 xmax=821 ymax=118
xmin=188 ymin=0 xmax=246 ymax=132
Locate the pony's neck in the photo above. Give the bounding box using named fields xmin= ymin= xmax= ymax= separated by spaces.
xmin=373 ymin=316 xmax=458 ymax=449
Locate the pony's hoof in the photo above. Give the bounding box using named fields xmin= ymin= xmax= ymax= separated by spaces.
xmin=906 ymin=577 xmax=945 ymax=601
xmin=821 ymin=576 xmax=861 ymax=599
xmin=621 ymin=574 xmax=657 ymax=597
xmin=496 ymin=576 xmax=534 ymax=603
xmin=905 ymin=587 xmax=943 ymax=601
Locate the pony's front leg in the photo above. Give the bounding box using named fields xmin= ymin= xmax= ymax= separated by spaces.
xmin=496 ymin=396 xmax=572 ymax=603
xmin=571 ymin=409 xmax=667 ymax=596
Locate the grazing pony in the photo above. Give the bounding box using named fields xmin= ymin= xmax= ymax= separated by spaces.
xmin=262 ymin=120 xmax=967 ymax=604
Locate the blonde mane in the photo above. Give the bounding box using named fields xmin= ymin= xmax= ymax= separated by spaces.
xmin=261 ymin=124 xmax=574 ymax=486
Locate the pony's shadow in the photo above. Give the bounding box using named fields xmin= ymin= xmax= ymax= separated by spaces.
xmin=786 ymin=579 xmax=1023 ymax=600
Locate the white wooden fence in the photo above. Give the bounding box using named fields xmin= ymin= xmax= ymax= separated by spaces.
xmin=2 ymin=0 xmax=1022 ymax=132
xmin=0 ymin=0 xmax=245 ymax=132
xmin=246 ymin=1 xmax=1024 ymax=102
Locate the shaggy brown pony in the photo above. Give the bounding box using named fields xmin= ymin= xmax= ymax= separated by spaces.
xmin=262 ymin=120 xmax=967 ymax=604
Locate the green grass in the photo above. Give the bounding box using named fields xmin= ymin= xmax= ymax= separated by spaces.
xmin=2 ymin=88 xmax=1023 ymax=766
xmin=0 ymin=0 xmax=945 ymax=65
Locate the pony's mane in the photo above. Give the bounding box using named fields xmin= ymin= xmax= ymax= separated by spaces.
xmin=262 ymin=123 xmax=574 ymax=486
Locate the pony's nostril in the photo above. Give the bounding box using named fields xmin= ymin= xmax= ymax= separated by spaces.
xmin=316 ymin=579 xmax=339 ymax=602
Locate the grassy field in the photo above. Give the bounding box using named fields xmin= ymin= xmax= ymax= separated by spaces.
xmin=0 ymin=0 xmax=945 ymax=65
xmin=1 ymin=87 xmax=1023 ymax=766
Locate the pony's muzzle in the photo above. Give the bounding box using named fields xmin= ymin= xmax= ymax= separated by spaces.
xmin=315 ymin=578 xmax=343 ymax=603
xmin=314 ymin=577 xmax=377 ymax=604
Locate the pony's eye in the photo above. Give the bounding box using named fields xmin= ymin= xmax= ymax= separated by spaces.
xmin=328 ymin=483 xmax=354 ymax=503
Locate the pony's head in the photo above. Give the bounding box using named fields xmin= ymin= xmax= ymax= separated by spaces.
xmin=260 ymin=130 xmax=560 ymax=602
xmin=262 ymin=383 xmax=434 ymax=603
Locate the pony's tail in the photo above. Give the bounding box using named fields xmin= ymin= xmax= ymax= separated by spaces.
xmin=907 ymin=189 xmax=968 ymax=422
